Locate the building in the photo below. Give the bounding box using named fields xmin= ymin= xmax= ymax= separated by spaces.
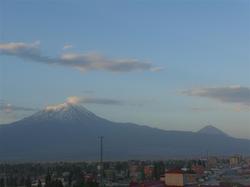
xmin=129 ymin=165 xmax=142 ymax=181
xmin=164 ymin=169 xmax=196 ymax=187
xmin=191 ymin=163 xmax=205 ymax=175
xmin=130 ymin=181 xmax=166 ymax=187
xmin=207 ymin=157 xmax=218 ymax=168
xmin=144 ymin=165 xmax=154 ymax=179
xmin=230 ymin=155 xmax=242 ymax=167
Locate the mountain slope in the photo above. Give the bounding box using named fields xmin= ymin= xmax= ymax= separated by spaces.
xmin=198 ymin=125 xmax=229 ymax=136
xmin=0 ymin=104 xmax=249 ymax=161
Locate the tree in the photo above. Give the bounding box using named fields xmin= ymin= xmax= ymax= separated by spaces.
xmin=25 ymin=176 xmax=32 ymax=187
xmin=37 ymin=179 xmax=42 ymax=187
xmin=153 ymin=162 xmax=164 ymax=180
xmin=45 ymin=171 xmax=52 ymax=187
xmin=73 ymin=179 xmax=85 ymax=187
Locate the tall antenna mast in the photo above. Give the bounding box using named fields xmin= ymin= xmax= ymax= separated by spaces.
xmin=99 ymin=136 xmax=104 ymax=187
xmin=4 ymin=164 xmax=7 ymax=187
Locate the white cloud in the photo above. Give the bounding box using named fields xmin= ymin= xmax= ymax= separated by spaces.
xmin=0 ymin=41 xmax=162 ymax=73
xmin=150 ymin=66 xmax=165 ymax=72
xmin=66 ymin=96 xmax=80 ymax=105
xmin=66 ymin=96 xmax=123 ymax=105
xmin=45 ymin=96 xmax=123 ymax=111
xmin=63 ymin=44 xmax=73 ymax=50
xmin=183 ymin=85 xmax=250 ymax=106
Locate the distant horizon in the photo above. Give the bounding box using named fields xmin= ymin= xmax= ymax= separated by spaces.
xmin=0 ymin=0 xmax=250 ymax=139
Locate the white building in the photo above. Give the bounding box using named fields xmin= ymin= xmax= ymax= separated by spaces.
xmin=165 ymin=169 xmax=197 ymax=187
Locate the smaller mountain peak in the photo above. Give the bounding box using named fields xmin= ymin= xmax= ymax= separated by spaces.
xmin=197 ymin=125 xmax=228 ymax=136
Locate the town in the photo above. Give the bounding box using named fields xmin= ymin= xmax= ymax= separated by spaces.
xmin=1 ymin=0 xmax=250 ymax=187
xmin=0 ymin=155 xmax=250 ymax=187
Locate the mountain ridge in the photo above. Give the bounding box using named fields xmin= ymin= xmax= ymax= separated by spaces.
xmin=0 ymin=104 xmax=249 ymax=161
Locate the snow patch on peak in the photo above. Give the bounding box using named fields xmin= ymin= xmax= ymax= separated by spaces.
xmin=29 ymin=102 xmax=101 ymax=123
xmin=45 ymin=103 xmax=68 ymax=112
xmin=44 ymin=96 xmax=80 ymax=112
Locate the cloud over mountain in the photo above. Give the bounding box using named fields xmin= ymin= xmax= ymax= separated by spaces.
xmin=62 ymin=96 xmax=122 ymax=106
xmin=183 ymin=85 xmax=250 ymax=106
xmin=0 ymin=96 xmax=122 ymax=123
xmin=0 ymin=41 xmax=161 ymax=72
xmin=1 ymin=96 xmax=122 ymax=114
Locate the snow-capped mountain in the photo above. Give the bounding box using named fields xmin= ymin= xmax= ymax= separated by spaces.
xmin=28 ymin=103 xmax=101 ymax=122
xmin=0 ymin=104 xmax=250 ymax=161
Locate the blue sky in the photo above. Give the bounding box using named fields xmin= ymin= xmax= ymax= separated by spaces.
xmin=0 ymin=0 xmax=250 ymax=138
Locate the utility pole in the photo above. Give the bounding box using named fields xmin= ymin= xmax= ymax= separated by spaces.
xmin=99 ymin=136 xmax=104 ymax=187
xmin=4 ymin=165 xmax=7 ymax=187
